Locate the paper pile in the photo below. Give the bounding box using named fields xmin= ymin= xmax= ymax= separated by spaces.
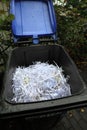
xmin=12 ymin=62 xmax=71 ymax=103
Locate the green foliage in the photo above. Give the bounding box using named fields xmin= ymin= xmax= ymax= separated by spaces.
xmin=54 ymin=0 xmax=87 ymax=63
xmin=0 ymin=1 xmax=14 ymax=69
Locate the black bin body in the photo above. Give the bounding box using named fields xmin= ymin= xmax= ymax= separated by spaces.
xmin=4 ymin=45 xmax=84 ymax=102
xmin=1 ymin=44 xmax=86 ymax=130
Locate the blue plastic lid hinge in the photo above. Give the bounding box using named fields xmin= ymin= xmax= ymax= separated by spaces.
xmin=33 ymin=35 xmax=39 ymax=44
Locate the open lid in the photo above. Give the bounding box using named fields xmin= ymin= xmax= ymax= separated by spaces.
xmin=10 ymin=0 xmax=57 ymax=44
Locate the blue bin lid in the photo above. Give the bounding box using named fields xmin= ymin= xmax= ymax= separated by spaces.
xmin=10 ymin=0 xmax=57 ymax=44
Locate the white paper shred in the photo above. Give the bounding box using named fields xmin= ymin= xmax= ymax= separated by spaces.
xmin=12 ymin=62 xmax=71 ymax=103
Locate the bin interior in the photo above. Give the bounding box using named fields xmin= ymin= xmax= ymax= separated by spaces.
xmin=4 ymin=45 xmax=85 ymax=104
xmin=11 ymin=0 xmax=56 ymax=39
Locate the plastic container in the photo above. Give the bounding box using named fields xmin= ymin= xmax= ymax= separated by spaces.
xmin=10 ymin=0 xmax=57 ymax=44
xmin=0 ymin=45 xmax=86 ymax=129
xmin=4 ymin=45 xmax=85 ymax=103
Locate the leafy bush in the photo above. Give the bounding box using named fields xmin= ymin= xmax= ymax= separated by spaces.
xmin=54 ymin=0 xmax=87 ymax=64
xmin=0 ymin=0 xmax=14 ymax=71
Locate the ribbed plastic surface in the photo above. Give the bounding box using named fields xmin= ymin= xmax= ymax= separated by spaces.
xmin=10 ymin=0 xmax=57 ymax=43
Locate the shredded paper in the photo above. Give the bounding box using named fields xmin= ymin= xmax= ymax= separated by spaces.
xmin=12 ymin=62 xmax=71 ymax=103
